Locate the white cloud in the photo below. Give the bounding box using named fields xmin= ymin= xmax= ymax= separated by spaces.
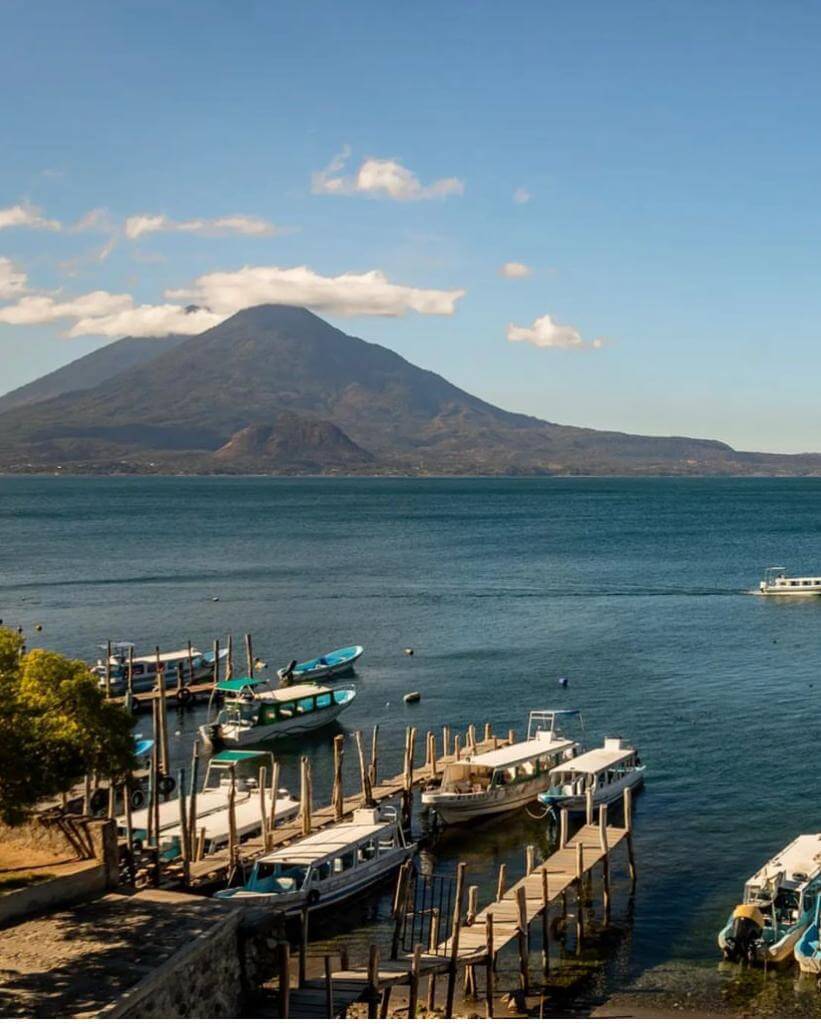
xmin=312 ymin=148 xmax=464 ymax=201
xmin=68 ymin=304 xmax=224 ymax=338
xmin=167 ymin=264 xmax=466 ymax=317
xmin=0 ymin=203 xmax=61 ymax=231
xmin=0 ymin=291 xmax=132 ymax=326
xmin=0 ymin=257 xmax=28 ymax=299
xmin=124 ymin=213 xmax=281 ymax=240
xmin=499 ymin=261 xmax=532 ymax=279
xmin=507 ymin=313 xmax=604 ymax=350
xmin=71 ymin=208 xmax=116 ymax=233
xmin=513 ymin=187 xmax=531 ymax=205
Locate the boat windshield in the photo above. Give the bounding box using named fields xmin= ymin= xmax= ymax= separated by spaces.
xmin=250 ymin=860 xmax=310 ymax=894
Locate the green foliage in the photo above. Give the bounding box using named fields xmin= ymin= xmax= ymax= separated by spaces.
xmin=0 ymin=627 xmax=136 ymax=824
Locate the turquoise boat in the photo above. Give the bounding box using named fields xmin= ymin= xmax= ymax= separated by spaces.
xmin=277 ymin=644 xmax=363 ymax=683
xmin=796 ymin=893 xmax=821 ymax=973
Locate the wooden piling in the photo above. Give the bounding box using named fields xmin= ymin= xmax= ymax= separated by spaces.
xmin=599 ymin=804 xmax=610 ymax=921
xmin=409 ymin=944 xmax=422 ymax=1019
xmin=324 ymin=954 xmax=334 ymax=1018
xmin=196 ymin=827 xmax=206 ymax=861
xmin=226 ymin=634 xmax=234 ymax=680
xmin=467 ymin=723 xmax=476 ymax=752
xmin=559 ymin=808 xmax=568 ymax=849
xmin=496 ymin=862 xmax=507 ymax=902
xmin=540 ymin=867 xmax=550 ymax=979
xmin=155 ymin=648 xmax=170 ymax=779
xmin=442 ymin=725 xmax=451 ymax=763
xmin=268 ymin=760 xmax=280 ymax=837
xmin=228 ymin=763 xmax=238 ymax=875
xmin=585 ymin=787 xmax=593 ymax=826
xmin=575 ymin=841 xmax=585 ymax=946
xmin=244 ymin=633 xmax=254 ymax=678
xmin=107 ymin=779 xmax=115 ymax=819
xmin=212 ymin=639 xmax=219 ymax=684
xmin=83 ymin=774 xmax=91 ymax=817
xmin=277 ymin=941 xmax=290 ymax=1019
xmin=507 ymin=728 xmax=515 ymax=745
xmin=332 ymin=735 xmax=344 ymax=821
xmin=465 ymin=885 xmax=479 ymax=997
xmin=367 ymin=944 xmax=380 ymax=1019
xmin=299 ymin=756 xmax=312 ymax=835
xmin=354 ymin=731 xmax=373 ymax=808
xmin=105 ymin=639 xmax=112 ymax=700
xmin=187 ymin=740 xmax=199 ymax=855
xmin=516 ymin=885 xmax=529 ymax=992
xmin=299 ymin=908 xmax=309 ymax=986
xmin=484 ymin=722 xmax=491 ymax=743
xmin=624 ymin=786 xmax=637 ymax=888
xmin=526 ymin=844 xmax=535 ymax=877
xmin=369 ymin=724 xmax=379 ymax=787
xmin=177 ymin=767 xmax=190 ymax=884
xmin=187 ymin=639 xmax=195 ymax=689
xmin=123 ymin=778 xmax=135 ymax=885
xmin=445 ymin=862 xmax=466 ymax=1020
xmin=485 ymin=912 xmax=495 ymax=1018
xmin=259 ymin=766 xmax=269 ymax=851
xmin=429 ymin=732 xmax=437 ymax=775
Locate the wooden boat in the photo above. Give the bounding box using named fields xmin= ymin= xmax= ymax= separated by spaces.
xmin=277 ymin=644 xmax=363 ymax=684
xmin=796 ymin=893 xmax=821 ymax=973
xmin=759 ymin=567 xmax=821 ymax=596
xmin=718 ymin=834 xmax=821 ymax=965
xmin=117 ymin=750 xmax=298 ymax=856
xmin=420 ymin=710 xmax=582 ymax=825
xmin=214 ymin=807 xmax=414 ymax=913
xmin=93 ymin=641 xmax=227 ymax=695
xmin=199 ymin=677 xmax=356 ymax=750
xmin=537 ymin=737 xmax=645 ymax=813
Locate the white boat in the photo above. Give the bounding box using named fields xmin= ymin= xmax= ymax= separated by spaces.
xmin=117 ymin=750 xmax=298 ymax=858
xmin=93 ymin=641 xmax=227 ymax=696
xmin=719 ymin=834 xmax=821 ymax=965
xmin=200 ymin=677 xmax=356 ymax=750
xmin=759 ymin=567 xmax=821 ymax=596
xmin=537 ymin=737 xmax=645 ymax=813
xmin=214 ymin=807 xmax=414 ymax=913
xmin=420 ymin=710 xmax=582 ymax=825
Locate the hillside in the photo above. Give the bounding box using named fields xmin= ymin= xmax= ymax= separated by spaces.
xmin=0 ymin=334 xmax=182 ymax=414
xmin=0 ymin=303 xmax=819 ymax=476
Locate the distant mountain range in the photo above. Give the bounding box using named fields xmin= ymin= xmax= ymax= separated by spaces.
xmin=1 ymin=303 xmax=819 ymax=475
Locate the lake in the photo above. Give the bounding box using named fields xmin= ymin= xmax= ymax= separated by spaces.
xmin=3 ymin=475 xmax=821 ymax=1014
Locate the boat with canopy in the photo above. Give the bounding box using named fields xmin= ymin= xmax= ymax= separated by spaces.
xmin=537 ymin=737 xmax=644 ymax=813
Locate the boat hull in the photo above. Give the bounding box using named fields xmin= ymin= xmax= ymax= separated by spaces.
xmin=539 ymin=769 xmax=644 ymax=813
xmin=206 ymin=696 xmax=353 ymax=749
xmin=421 ymin=777 xmax=548 ymax=825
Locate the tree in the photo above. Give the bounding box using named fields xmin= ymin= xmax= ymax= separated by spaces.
xmin=0 ymin=627 xmax=136 ymax=824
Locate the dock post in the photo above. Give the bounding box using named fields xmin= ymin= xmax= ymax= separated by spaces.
xmin=559 ymin=808 xmax=568 ymax=850
xmin=516 ymin=885 xmax=529 ymax=993
xmin=599 ymin=804 xmax=610 ymax=922
xmin=429 ymin=733 xmax=437 ymax=776
xmin=176 ymin=663 xmax=183 ymax=703
xmin=196 ymin=826 xmax=206 ymax=861
xmin=277 ymin=941 xmax=290 ymax=1019
xmin=226 ymin=634 xmax=234 ymax=680
xmin=495 ymin=862 xmax=506 ymax=902
xmin=125 ymin=646 xmax=134 ymax=711
xmin=228 ymin=763 xmax=238 ymax=877
xmin=269 ymin=759 xmax=280 ymax=834
xmin=370 ymin=723 xmax=379 ymax=788
xmin=244 ymin=633 xmax=254 ymax=678
xmin=485 ymin=913 xmax=495 ymax=1018
xmin=299 ymin=908 xmax=309 ymax=986
xmin=575 ymin=841 xmax=585 ymax=946
xmin=453 ymin=733 xmax=461 ymax=761
xmin=259 ymin=765 xmax=269 ymax=851
xmin=624 ymin=787 xmax=637 ymax=889
xmin=187 ymin=639 xmax=194 ymax=690
xmin=150 ymin=699 xmax=161 ymax=848
xmin=178 ymin=768 xmax=190 ymax=885
xmin=427 ymin=906 xmax=440 ymax=1010
xmin=105 ymin=639 xmax=112 ymax=700
xmin=83 ymin=774 xmax=91 ymax=817
xmin=442 ymin=725 xmax=451 ymax=762
xmin=324 ymin=954 xmax=334 ymax=1019
xmin=540 ymin=867 xmax=550 ymax=979
xmin=354 ymin=731 xmax=373 ymax=808
xmin=332 ymin=735 xmax=345 ymax=821
xmin=409 ymin=943 xmax=422 ymax=1018
xmin=424 ymin=730 xmax=433 ymax=772
xmin=123 ymin=778 xmax=135 ymax=885
xmin=299 ymin=756 xmax=312 ymax=834
xmin=212 ymin=639 xmax=219 ymax=684
xmin=445 ymin=862 xmax=466 ymax=1019
xmin=585 ymin=787 xmax=593 ymax=826
xmin=484 ymin=722 xmax=491 ymax=743
xmin=507 ymin=728 xmax=515 ymax=746
xmin=155 ymin=648 xmax=170 ymax=781
xmin=526 ymin=844 xmax=535 ymax=877
xmin=367 ymin=944 xmax=380 ymax=1019
xmin=381 ymin=861 xmax=411 ymax=1016
xmin=187 ymin=740 xmax=200 ymax=855
xmin=467 ymin=723 xmax=476 ymax=752
xmin=465 ymin=885 xmax=479 ymax=996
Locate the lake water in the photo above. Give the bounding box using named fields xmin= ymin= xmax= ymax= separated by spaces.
xmin=3 ymin=476 xmax=821 ymax=1014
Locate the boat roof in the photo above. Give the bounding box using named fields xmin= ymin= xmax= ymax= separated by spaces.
xmin=468 ymin=732 xmax=574 ymax=769
xmin=551 ymin=740 xmax=635 ymax=775
xmin=217 ymin=678 xmax=337 ymax=701
xmin=747 ymin=834 xmax=821 ymax=889
xmin=209 ymin=750 xmax=271 ymax=765
xmin=258 ymin=812 xmax=394 ymax=864
xmin=109 ymin=647 xmax=200 ymax=662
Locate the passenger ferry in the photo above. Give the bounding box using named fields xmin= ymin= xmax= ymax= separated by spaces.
xmin=199 ymin=677 xmax=356 ymax=750
xmin=214 ymin=807 xmax=414 ymax=913
xmin=759 ymin=567 xmax=821 ymax=596
xmin=93 ymin=641 xmax=227 ymax=696
xmin=718 ymin=834 xmax=821 ymax=965
xmin=117 ymin=750 xmax=298 ymax=857
xmin=420 ymin=710 xmax=582 ymax=825
xmin=537 ymin=737 xmax=644 ymax=813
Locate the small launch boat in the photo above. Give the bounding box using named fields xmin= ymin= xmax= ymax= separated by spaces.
xmin=277 ymin=645 xmax=363 ymax=684
xmin=537 ymin=737 xmax=645 ymax=813
xmin=214 ymin=807 xmax=414 ymax=913
xmin=93 ymin=641 xmax=227 ymax=695
xmin=718 ymin=834 xmax=821 ymax=965
xmin=759 ymin=567 xmax=821 ymax=596
xmin=795 ymin=894 xmax=821 ymax=973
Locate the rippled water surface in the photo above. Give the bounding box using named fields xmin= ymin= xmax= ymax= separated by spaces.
xmin=3 ymin=476 xmax=821 ymax=1013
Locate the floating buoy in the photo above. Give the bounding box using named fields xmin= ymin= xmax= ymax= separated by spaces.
xmin=211 ymin=596 xmax=220 ymax=602
xmin=35 ymin=624 xmax=43 ymax=632
xmin=559 ymin=677 xmax=569 ymax=688
xmin=404 ymin=647 xmax=414 ymax=656
xmin=404 ymin=691 xmax=421 ymax=704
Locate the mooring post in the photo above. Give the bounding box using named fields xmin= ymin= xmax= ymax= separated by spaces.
xmin=105 ymin=639 xmax=112 ymax=699
xmin=188 ymin=739 xmax=199 ymax=855
xmin=409 ymin=943 xmax=422 ymax=1019
xmin=299 ymin=908 xmax=309 ymax=986
xmin=507 ymin=728 xmax=515 ymax=745
xmin=277 ymin=941 xmax=290 ymax=1019
xmin=540 ymin=867 xmax=550 ymax=979
xmin=187 ymin=639 xmax=194 ymax=690
xmin=424 ymin=730 xmax=433 ymax=772
xmin=196 ymin=826 xmax=206 ymax=861
xmin=485 ymin=912 xmax=495 ymax=1018
xmin=585 ymin=787 xmax=593 ymax=826
xmin=445 ymin=862 xmax=466 ymax=1019
xmin=467 ymin=723 xmax=476 ymax=752
xmin=212 ymin=638 xmax=219 ymax=685
xmin=427 ymin=905 xmax=440 ymax=1010
xmin=367 ymin=944 xmax=380 ymax=1019
xmin=496 ymin=862 xmax=507 ymax=902
xmin=299 ymin=756 xmax=312 ymax=834
xmin=429 ymin=732 xmax=437 ymax=775
xmin=332 ymin=735 xmax=345 ymax=821
xmin=324 ymin=954 xmax=334 ymax=1018
xmin=381 ymin=861 xmax=410 ymax=1017
xmin=107 ymin=778 xmax=115 ymax=819
xmin=176 ymin=662 xmax=184 ymax=702
xmin=369 ymin=723 xmax=379 ymax=787
xmin=354 ymin=731 xmax=373 ymax=808
xmin=228 ymin=763 xmax=238 ymax=875
xmin=259 ymin=765 xmax=269 ymax=851
xmin=150 ymin=699 xmax=161 ymax=848
xmin=245 ymin=632 xmax=254 ymax=678
xmin=526 ymin=844 xmax=535 ymax=877
xmin=484 ymin=722 xmax=491 ymax=743
xmin=624 ymin=786 xmax=637 ymax=889
xmin=465 ymin=885 xmax=479 ymax=996
xmin=559 ymin=808 xmax=569 ymax=850
xmin=575 ymin=840 xmax=585 ymax=946
xmin=177 ymin=767 xmax=190 ymax=884
xmin=155 ymin=648 xmax=170 ymax=781
xmin=269 ymin=759 xmax=280 ymax=834
xmin=442 ymin=725 xmax=451 ymax=762
xmin=123 ymin=778 xmax=135 ymax=885
xmin=516 ymin=885 xmax=529 ymax=993
xmin=226 ymin=633 xmax=234 ymax=680
xmin=126 ymin=645 xmax=134 ymax=710
xmin=599 ymin=803 xmax=610 ymax=921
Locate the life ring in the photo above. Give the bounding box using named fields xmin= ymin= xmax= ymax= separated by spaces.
xmin=130 ymin=787 xmax=146 ymax=810
xmin=159 ymin=775 xmax=175 ymax=796
xmin=177 ymin=687 xmax=193 ymax=706
xmin=89 ymin=788 xmax=107 ymax=814
xmin=307 ymin=889 xmax=321 ymax=906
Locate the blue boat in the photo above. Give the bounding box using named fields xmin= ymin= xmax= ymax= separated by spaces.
xmin=796 ymin=893 xmax=821 ymax=974
xmin=277 ymin=644 xmax=364 ymax=684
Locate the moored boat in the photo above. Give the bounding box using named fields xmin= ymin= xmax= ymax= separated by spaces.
xmin=718 ymin=834 xmax=821 ymax=965
xmin=93 ymin=641 xmax=227 ymax=695
xmin=214 ymin=807 xmax=414 ymax=912
xmin=199 ymin=677 xmax=356 ymax=750
xmin=537 ymin=737 xmax=645 ymax=813
xmin=277 ymin=644 xmax=364 ymax=684
xmin=420 ymin=710 xmax=582 ymax=825
xmin=759 ymin=567 xmax=821 ymax=596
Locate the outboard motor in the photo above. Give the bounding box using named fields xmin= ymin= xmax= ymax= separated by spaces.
xmin=724 ymin=904 xmax=765 ymax=964
xmin=283 ymin=659 xmax=297 ymax=684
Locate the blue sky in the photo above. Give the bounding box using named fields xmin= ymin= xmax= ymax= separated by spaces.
xmin=2 ymin=0 xmax=821 ymax=451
